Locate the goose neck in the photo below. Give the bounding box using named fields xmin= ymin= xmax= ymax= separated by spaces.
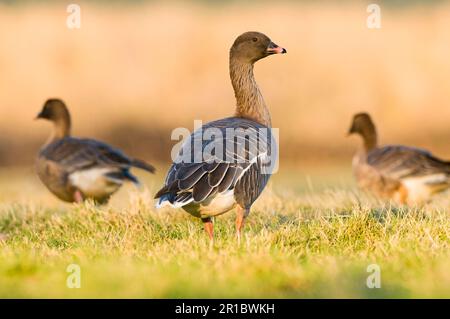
xmin=229 ymin=59 xmax=271 ymax=127
xmin=50 ymin=118 xmax=71 ymax=142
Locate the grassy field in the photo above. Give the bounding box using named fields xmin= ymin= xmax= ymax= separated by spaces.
xmin=0 ymin=166 xmax=448 ymax=298
xmin=0 ymin=1 xmax=449 ymax=299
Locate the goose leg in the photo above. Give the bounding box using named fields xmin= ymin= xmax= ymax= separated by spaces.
xmin=202 ymin=217 xmax=214 ymax=242
xmin=73 ymin=190 xmax=84 ymax=203
xmin=236 ymin=205 xmax=249 ymax=246
xmin=397 ymin=184 xmax=409 ymax=205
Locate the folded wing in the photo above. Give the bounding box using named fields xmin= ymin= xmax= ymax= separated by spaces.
xmin=368 ymin=145 xmax=450 ymax=183
xmin=40 ymin=137 xmax=154 ymax=191
xmin=155 ymin=117 xmax=275 ymax=208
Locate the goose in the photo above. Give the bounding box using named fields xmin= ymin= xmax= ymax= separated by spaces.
xmin=36 ymin=98 xmax=155 ymax=204
xmin=348 ymin=112 xmax=449 ymax=204
xmin=154 ymin=31 xmax=286 ymax=242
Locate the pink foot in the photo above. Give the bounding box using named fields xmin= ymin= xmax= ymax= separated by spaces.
xmin=74 ymin=190 xmax=84 ymax=203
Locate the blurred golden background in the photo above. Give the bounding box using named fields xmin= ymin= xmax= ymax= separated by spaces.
xmin=0 ymin=0 xmax=449 ymax=169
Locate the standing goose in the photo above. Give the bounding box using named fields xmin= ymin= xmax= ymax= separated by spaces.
xmin=36 ymin=99 xmax=155 ymax=204
xmin=348 ymin=112 xmax=449 ymax=204
xmin=154 ymin=31 xmax=286 ymax=242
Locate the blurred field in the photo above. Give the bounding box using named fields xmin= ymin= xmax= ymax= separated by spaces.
xmin=0 ymin=167 xmax=449 ymax=298
xmin=0 ymin=1 xmax=449 ymax=299
xmin=0 ymin=1 xmax=449 ymax=167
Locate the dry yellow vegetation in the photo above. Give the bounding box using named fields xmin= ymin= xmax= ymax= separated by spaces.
xmin=0 ymin=1 xmax=449 ymax=166
xmin=0 ymin=1 xmax=448 ymax=299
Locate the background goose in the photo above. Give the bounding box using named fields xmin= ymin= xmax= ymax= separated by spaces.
xmin=36 ymin=99 xmax=155 ymax=204
xmin=348 ymin=112 xmax=450 ymax=204
xmin=155 ymin=31 xmax=286 ymax=242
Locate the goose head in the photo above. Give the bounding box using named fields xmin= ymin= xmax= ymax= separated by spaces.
xmin=348 ymin=112 xmax=378 ymax=151
xmin=230 ymin=31 xmax=286 ymax=64
xmin=348 ymin=113 xmax=376 ymax=137
xmin=36 ymin=99 xmax=70 ymax=123
xmin=36 ymin=98 xmax=71 ymax=139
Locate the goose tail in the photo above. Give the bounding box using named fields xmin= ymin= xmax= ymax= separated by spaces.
xmin=122 ymin=170 xmax=141 ymax=187
xmin=154 ymin=186 xmax=193 ymax=209
xmin=131 ymin=158 xmax=156 ymax=174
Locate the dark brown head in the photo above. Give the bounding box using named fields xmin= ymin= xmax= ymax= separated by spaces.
xmin=348 ymin=112 xmax=378 ymax=150
xmin=36 ymin=99 xmax=70 ymax=122
xmin=36 ymin=99 xmax=71 ymax=138
xmin=230 ymin=31 xmax=286 ymax=64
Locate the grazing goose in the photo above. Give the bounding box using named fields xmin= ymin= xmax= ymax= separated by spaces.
xmin=36 ymin=99 xmax=155 ymax=204
xmin=348 ymin=112 xmax=449 ymax=204
xmin=155 ymin=31 xmax=286 ymax=242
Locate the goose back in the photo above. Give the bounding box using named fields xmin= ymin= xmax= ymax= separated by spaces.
xmin=353 ymin=144 xmax=450 ymax=203
xmin=37 ymin=137 xmax=154 ymax=203
xmin=367 ymin=145 xmax=450 ymax=180
xmin=155 ymin=117 xmax=276 ymax=218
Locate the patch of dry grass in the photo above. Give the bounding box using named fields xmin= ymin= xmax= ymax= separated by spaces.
xmin=0 ymin=167 xmax=448 ymax=298
xmin=0 ymin=1 xmax=449 ymax=298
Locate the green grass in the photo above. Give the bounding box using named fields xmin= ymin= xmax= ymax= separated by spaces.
xmin=0 ymin=167 xmax=448 ymax=298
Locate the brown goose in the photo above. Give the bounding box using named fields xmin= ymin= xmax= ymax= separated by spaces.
xmin=36 ymin=99 xmax=155 ymax=204
xmin=348 ymin=112 xmax=449 ymax=204
xmin=155 ymin=31 xmax=286 ymax=242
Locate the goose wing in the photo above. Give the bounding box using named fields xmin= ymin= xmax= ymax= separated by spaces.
xmin=367 ymin=145 xmax=450 ymax=181
xmin=155 ymin=117 xmax=275 ymax=207
xmin=40 ymin=137 xmax=155 ymax=175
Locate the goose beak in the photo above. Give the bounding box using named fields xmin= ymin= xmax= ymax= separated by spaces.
xmin=267 ymin=42 xmax=287 ymax=54
xmin=35 ymin=110 xmax=47 ymax=120
xmin=347 ymin=125 xmax=356 ymax=136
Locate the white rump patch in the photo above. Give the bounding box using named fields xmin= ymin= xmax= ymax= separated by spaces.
xmin=69 ymin=167 xmax=123 ymax=197
xmin=155 ymin=194 xmax=194 ymax=209
xmin=402 ymin=174 xmax=449 ymax=202
xmin=155 ymin=190 xmax=236 ymax=217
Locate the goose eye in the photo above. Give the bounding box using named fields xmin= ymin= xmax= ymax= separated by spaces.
xmin=252 ymin=37 xmax=258 ymax=42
